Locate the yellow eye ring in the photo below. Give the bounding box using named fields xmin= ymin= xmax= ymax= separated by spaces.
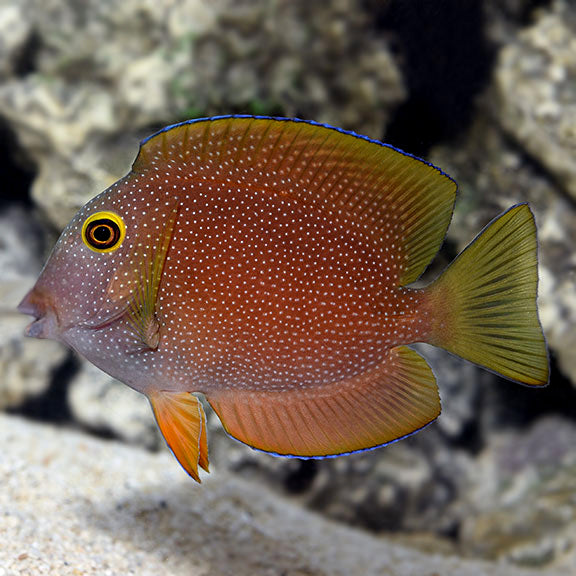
xmin=81 ymin=211 xmax=126 ymax=253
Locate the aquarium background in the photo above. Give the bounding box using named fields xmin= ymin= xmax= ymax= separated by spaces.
xmin=0 ymin=1 xmax=574 ymax=574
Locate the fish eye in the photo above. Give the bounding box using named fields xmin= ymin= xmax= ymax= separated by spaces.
xmin=81 ymin=211 xmax=126 ymax=253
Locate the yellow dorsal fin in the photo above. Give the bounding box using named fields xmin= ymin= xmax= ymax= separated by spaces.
xmin=148 ymin=391 xmax=209 ymax=482
xmin=207 ymin=346 xmax=440 ymax=458
xmin=133 ymin=116 xmax=457 ymax=286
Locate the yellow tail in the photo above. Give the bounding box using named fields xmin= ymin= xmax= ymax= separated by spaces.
xmin=425 ymin=204 xmax=548 ymax=386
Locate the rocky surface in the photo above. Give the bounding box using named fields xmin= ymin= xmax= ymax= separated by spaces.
xmin=1 ymin=413 xmax=570 ymax=576
xmin=460 ymin=416 xmax=576 ymax=571
xmin=483 ymin=0 xmax=553 ymax=47
xmin=68 ymin=362 xmax=160 ymax=448
xmin=0 ymin=205 xmax=67 ymax=410
xmin=494 ymin=0 xmax=576 ymax=201
xmin=0 ymin=0 xmax=404 ymax=228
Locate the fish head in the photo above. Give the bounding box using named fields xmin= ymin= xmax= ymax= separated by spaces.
xmin=18 ymin=177 xmax=174 ymax=376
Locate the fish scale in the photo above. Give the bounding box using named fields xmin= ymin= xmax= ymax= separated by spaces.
xmin=19 ymin=116 xmax=548 ymax=482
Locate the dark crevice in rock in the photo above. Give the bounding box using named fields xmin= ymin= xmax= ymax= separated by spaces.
xmin=448 ymin=417 xmax=483 ymax=455
xmin=0 ymin=122 xmax=36 ymax=209
xmin=79 ymin=422 xmax=126 ymax=443
xmin=376 ymin=0 xmax=494 ymax=157
xmin=488 ymin=356 xmax=576 ymax=430
xmin=14 ymin=30 xmax=42 ymax=77
xmin=8 ymin=353 xmax=78 ymax=424
xmin=494 ymin=0 xmax=553 ymax=27
xmin=284 ymin=459 xmax=318 ymax=494
xmin=440 ymin=515 xmax=461 ymax=542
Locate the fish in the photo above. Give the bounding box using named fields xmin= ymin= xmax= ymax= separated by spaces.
xmin=18 ymin=116 xmax=549 ymax=482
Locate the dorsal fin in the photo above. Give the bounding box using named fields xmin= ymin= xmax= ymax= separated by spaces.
xmin=133 ymin=116 xmax=457 ymax=285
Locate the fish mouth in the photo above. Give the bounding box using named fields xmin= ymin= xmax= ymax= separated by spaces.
xmin=18 ymin=289 xmax=60 ymax=340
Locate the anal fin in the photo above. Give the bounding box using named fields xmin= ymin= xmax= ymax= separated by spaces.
xmin=148 ymin=391 xmax=209 ymax=482
xmin=207 ymin=346 xmax=440 ymax=458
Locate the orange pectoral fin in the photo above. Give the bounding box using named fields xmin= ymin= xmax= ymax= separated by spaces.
xmin=207 ymin=346 xmax=441 ymax=458
xmin=148 ymin=391 xmax=209 ymax=482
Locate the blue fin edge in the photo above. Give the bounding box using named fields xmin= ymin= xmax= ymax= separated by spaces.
xmin=139 ymin=114 xmax=456 ymax=185
xmin=223 ymin=416 xmax=438 ymax=460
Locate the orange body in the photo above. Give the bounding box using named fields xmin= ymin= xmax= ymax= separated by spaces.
xmin=154 ymin=184 xmax=429 ymax=393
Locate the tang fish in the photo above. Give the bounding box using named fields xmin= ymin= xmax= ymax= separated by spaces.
xmin=18 ymin=116 xmax=549 ymax=482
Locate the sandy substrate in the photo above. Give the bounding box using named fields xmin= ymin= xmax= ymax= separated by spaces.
xmin=0 ymin=414 xmax=566 ymax=576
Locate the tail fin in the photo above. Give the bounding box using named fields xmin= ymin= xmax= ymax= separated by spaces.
xmin=425 ymin=204 xmax=549 ymax=386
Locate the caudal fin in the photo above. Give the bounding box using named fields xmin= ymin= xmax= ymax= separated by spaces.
xmin=425 ymin=204 xmax=549 ymax=386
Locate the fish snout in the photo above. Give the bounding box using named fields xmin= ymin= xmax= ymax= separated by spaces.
xmin=18 ymin=288 xmax=59 ymax=340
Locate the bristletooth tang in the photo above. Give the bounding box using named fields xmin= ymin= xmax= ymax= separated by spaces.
xmin=18 ymin=116 xmax=549 ymax=482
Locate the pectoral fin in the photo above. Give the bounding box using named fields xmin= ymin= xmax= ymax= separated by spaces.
xmin=148 ymin=391 xmax=209 ymax=482
xmin=106 ymin=204 xmax=180 ymax=352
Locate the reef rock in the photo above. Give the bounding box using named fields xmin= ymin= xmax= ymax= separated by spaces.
xmin=0 ymin=0 xmax=404 ymax=228
xmin=1 ymin=413 xmax=567 ymax=576
xmin=460 ymin=416 xmax=576 ymax=571
xmin=68 ymin=362 xmax=159 ymax=448
xmin=494 ymin=0 xmax=576 ymax=201
xmin=0 ymin=205 xmax=67 ymax=410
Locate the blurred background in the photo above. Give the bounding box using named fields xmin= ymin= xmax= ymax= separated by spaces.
xmin=0 ymin=0 xmax=575 ymax=574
